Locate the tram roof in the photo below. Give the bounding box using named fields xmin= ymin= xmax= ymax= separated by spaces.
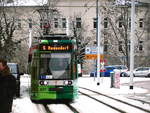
xmin=40 ymin=39 xmax=73 ymax=44
xmin=39 ymin=34 xmax=72 ymax=40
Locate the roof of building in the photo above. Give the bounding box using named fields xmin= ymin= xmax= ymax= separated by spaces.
xmin=137 ymin=0 xmax=150 ymax=3
xmin=0 ymin=0 xmax=48 ymax=6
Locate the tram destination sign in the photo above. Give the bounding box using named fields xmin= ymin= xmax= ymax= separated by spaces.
xmin=39 ymin=44 xmax=72 ymax=51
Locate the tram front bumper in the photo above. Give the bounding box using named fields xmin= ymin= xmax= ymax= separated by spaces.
xmin=31 ymin=86 xmax=78 ymax=100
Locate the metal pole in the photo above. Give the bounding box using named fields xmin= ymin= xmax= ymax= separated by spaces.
xmin=29 ymin=29 xmax=32 ymax=48
xmin=129 ymin=0 xmax=135 ymax=89
xmin=96 ymin=0 xmax=98 ymax=42
xmin=96 ymin=0 xmax=101 ymax=85
xmin=66 ymin=18 xmax=70 ymax=36
xmin=96 ymin=0 xmax=98 ymax=82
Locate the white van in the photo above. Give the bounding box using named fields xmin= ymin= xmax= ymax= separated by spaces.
xmin=7 ymin=63 xmax=23 ymax=97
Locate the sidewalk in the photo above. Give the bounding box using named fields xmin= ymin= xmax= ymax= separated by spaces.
xmin=78 ymin=76 xmax=150 ymax=96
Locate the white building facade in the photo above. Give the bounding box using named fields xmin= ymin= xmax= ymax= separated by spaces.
xmin=1 ymin=0 xmax=150 ymax=72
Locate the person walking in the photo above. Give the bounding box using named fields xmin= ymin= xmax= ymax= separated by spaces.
xmin=0 ymin=58 xmax=16 ymax=113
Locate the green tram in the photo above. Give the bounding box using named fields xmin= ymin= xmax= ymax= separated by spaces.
xmin=28 ymin=34 xmax=78 ymax=102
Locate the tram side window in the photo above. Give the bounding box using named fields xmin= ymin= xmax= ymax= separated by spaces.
xmin=40 ymin=58 xmax=51 ymax=75
xmin=72 ymin=60 xmax=77 ymax=79
xmin=74 ymin=64 xmax=77 ymax=79
xmin=31 ymin=57 xmax=38 ymax=80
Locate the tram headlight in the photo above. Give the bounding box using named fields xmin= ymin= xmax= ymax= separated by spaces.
xmin=64 ymin=81 xmax=68 ymax=85
xmin=40 ymin=81 xmax=48 ymax=85
xmin=40 ymin=81 xmax=44 ymax=85
xmin=68 ymin=80 xmax=72 ymax=85
xmin=64 ymin=80 xmax=73 ymax=85
xmin=44 ymin=81 xmax=48 ymax=85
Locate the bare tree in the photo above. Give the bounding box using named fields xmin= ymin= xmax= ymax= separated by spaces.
xmin=32 ymin=1 xmax=91 ymax=67
xmin=33 ymin=0 xmax=61 ymax=36
xmin=0 ymin=2 xmax=22 ymax=61
xmin=101 ymin=2 xmax=149 ymax=68
xmin=69 ymin=15 xmax=92 ymax=67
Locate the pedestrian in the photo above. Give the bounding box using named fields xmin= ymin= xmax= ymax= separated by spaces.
xmin=0 ymin=58 xmax=16 ymax=113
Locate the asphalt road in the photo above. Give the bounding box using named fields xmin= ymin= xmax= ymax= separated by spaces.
xmin=133 ymin=80 xmax=150 ymax=91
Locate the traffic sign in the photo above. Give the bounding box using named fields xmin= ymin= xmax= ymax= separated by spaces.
xmin=85 ymin=47 xmax=97 ymax=54
xmin=85 ymin=54 xmax=97 ymax=59
xmin=85 ymin=54 xmax=104 ymax=60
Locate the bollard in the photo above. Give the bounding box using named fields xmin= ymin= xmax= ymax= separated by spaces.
xmin=113 ymin=69 xmax=120 ymax=88
xmin=110 ymin=71 xmax=114 ymax=88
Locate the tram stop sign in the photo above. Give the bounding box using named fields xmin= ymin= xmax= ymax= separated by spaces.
xmin=85 ymin=47 xmax=103 ymax=60
xmin=85 ymin=47 xmax=97 ymax=54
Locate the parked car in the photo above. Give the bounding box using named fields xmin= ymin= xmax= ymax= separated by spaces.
xmin=113 ymin=65 xmax=128 ymax=77
xmin=7 ymin=63 xmax=24 ymax=97
xmin=103 ymin=66 xmax=116 ymax=77
xmin=90 ymin=65 xmax=128 ymax=77
xmin=90 ymin=66 xmax=116 ymax=77
xmin=126 ymin=67 xmax=150 ymax=77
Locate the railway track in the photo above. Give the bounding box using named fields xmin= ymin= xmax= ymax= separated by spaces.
xmin=42 ymin=103 xmax=80 ymax=113
xmin=33 ymin=87 xmax=150 ymax=113
xmin=43 ymin=104 xmax=53 ymax=113
xmin=65 ymin=103 xmax=80 ymax=113
xmin=79 ymin=87 xmax=150 ymax=113
xmin=127 ymin=97 xmax=150 ymax=105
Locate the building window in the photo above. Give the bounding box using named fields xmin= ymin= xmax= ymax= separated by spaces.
xmin=118 ymin=41 xmax=123 ymax=51
xmin=76 ymin=18 xmax=81 ymax=28
xmin=139 ymin=18 xmax=144 ymax=28
xmin=40 ymin=19 xmax=43 ymax=29
xmin=40 ymin=19 xmax=50 ymax=29
xmin=104 ymin=40 xmax=108 ymax=52
xmin=62 ymin=18 xmax=66 ymax=28
xmin=54 ymin=18 xmax=58 ymax=28
xmin=104 ymin=17 xmax=108 ymax=29
xmin=139 ymin=41 xmax=143 ymax=51
xmin=118 ymin=18 xmax=123 ymax=28
xmin=16 ymin=19 xmax=21 ymax=29
xmin=128 ymin=18 xmax=131 ymax=28
xmin=93 ymin=18 xmax=97 ymax=28
xmin=28 ymin=18 xmax=32 ymax=29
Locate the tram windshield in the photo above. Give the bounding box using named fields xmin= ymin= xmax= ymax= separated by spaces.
xmin=40 ymin=53 xmax=71 ymax=79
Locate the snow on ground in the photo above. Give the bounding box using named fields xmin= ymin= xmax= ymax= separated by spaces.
xmin=12 ymin=74 xmax=38 ymax=113
xmin=12 ymin=97 xmax=38 ymax=113
xmin=11 ymin=74 xmax=150 ymax=113
xmin=78 ymin=76 xmax=149 ymax=95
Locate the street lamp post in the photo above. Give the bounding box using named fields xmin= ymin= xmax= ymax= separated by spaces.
xmin=29 ymin=29 xmax=32 ymax=48
xmin=96 ymin=0 xmax=101 ymax=85
xmin=129 ymin=0 xmax=135 ymax=89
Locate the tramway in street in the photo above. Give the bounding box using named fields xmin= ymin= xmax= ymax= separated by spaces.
xmin=1 ymin=0 xmax=150 ymax=113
